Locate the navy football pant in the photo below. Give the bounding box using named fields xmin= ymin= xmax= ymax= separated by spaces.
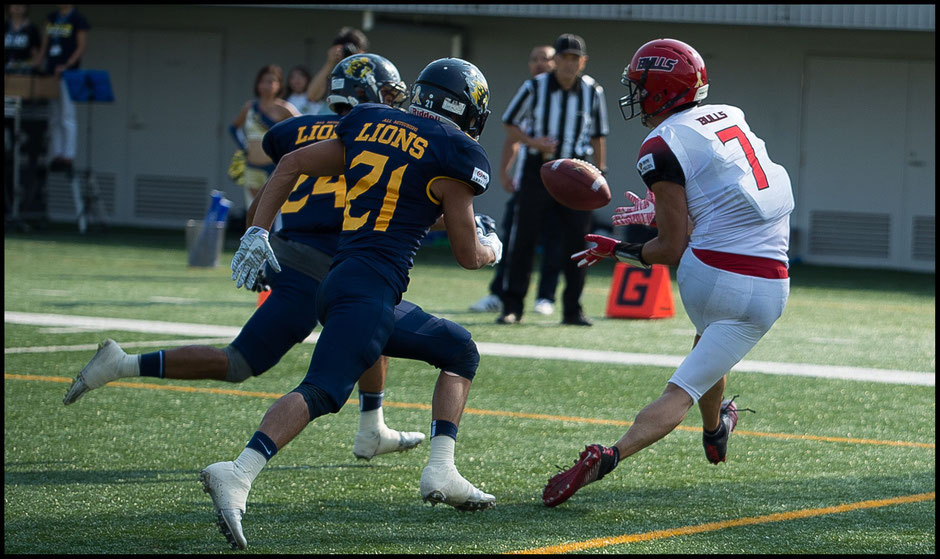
xmin=299 ymin=257 xmax=478 ymax=413
xmin=307 ymin=258 xmax=398 ymax=411
xmin=231 ymin=258 xmax=477 ymax=412
xmin=230 ymin=262 xmax=319 ymax=375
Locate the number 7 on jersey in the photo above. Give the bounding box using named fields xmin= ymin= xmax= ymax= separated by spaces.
xmin=716 ymin=125 xmax=769 ymax=190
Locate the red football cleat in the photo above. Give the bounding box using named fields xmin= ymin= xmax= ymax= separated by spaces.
xmin=703 ymin=396 xmax=748 ymax=464
xmin=542 ymin=444 xmax=618 ymax=507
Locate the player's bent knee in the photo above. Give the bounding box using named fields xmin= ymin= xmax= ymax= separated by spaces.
xmin=222 ymin=345 xmax=256 ymax=383
xmin=446 ymin=339 xmax=479 ymax=381
xmin=290 ymin=382 xmax=338 ymax=422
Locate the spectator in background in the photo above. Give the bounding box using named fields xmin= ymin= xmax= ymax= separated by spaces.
xmin=306 ymin=27 xmax=369 ymax=114
xmin=229 ymin=64 xmax=299 ymax=213
xmin=4 ymin=5 xmax=42 ymax=74
xmin=469 ymin=44 xmax=561 ymax=315
xmin=35 ymin=4 xmax=90 ymax=172
xmin=497 ymin=33 xmax=609 ymax=326
xmin=283 ymin=64 xmax=321 ymax=115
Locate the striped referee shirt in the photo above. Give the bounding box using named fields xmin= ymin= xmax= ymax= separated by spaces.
xmin=502 ymin=71 xmax=609 ymax=161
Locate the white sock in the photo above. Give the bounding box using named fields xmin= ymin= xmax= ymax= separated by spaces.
xmin=123 ymin=353 xmax=141 ymax=377
xmin=233 ymin=447 xmax=267 ymax=483
xmin=428 ymin=435 xmax=455 ymax=467
xmin=359 ymin=407 xmax=384 ymax=432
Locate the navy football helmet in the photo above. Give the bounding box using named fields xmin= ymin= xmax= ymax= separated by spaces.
xmin=409 ymin=58 xmax=490 ymax=140
xmin=327 ymin=53 xmax=408 ymax=113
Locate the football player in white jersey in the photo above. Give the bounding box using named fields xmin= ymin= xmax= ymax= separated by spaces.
xmin=543 ymin=38 xmax=793 ymax=507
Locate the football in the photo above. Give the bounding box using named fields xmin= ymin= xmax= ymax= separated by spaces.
xmin=539 ymin=158 xmax=611 ymax=211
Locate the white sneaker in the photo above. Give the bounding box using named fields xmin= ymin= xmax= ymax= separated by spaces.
xmin=468 ymin=294 xmax=502 ymax=313
xmin=533 ymin=299 xmax=555 ymax=315
xmin=63 ymin=339 xmax=129 ymax=405
xmin=420 ymin=464 xmax=495 ymax=511
xmin=354 ymin=426 xmax=425 ymax=460
xmin=200 ymin=461 xmax=251 ymax=549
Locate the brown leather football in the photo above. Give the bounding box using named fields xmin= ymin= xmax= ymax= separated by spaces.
xmin=539 ymin=158 xmax=611 ymax=210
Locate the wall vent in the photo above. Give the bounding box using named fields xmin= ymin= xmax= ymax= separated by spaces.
xmin=911 ymin=216 xmax=935 ymax=261
xmin=134 ymin=174 xmax=208 ymax=221
xmin=45 ymin=172 xmax=116 ymax=217
xmin=809 ymin=211 xmax=890 ymax=258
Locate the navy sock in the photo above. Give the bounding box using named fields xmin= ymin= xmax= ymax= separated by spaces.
xmin=430 ymin=419 xmax=458 ymax=441
xmin=138 ymin=351 xmax=164 ymax=378
xmin=359 ymin=390 xmax=384 ymax=412
xmin=246 ymin=431 xmax=278 ymax=461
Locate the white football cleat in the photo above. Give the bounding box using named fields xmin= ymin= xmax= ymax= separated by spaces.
xmin=354 ymin=426 xmax=425 ymax=460
xmin=63 ymin=339 xmax=129 ymax=405
xmin=420 ymin=464 xmax=495 ymax=511
xmin=468 ymin=293 xmax=502 ymax=313
xmin=200 ymin=461 xmax=251 ymax=550
xmin=533 ymin=298 xmax=555 ymax=315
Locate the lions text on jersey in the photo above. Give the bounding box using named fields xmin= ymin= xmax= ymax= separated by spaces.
xmin=635 ymin=104 xmax=794 ymax=265
xmin=333 ymin=102 xmax=491 ymax=294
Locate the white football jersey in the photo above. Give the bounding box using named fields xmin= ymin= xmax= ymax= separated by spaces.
xmin=636 ymin=104 xmax=794 ymax=263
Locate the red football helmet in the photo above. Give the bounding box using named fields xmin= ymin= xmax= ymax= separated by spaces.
xmin=620 ymin=38 xmax=709 ymax=125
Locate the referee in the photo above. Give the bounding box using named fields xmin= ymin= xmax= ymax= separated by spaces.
xmin=498 ymin=33 xmax=609 ymax=326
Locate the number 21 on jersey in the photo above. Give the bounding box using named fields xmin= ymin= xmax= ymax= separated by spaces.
xmin=344 ymin=150 xmax=407 ymax=232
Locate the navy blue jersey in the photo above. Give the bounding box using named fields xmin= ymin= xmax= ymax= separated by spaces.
xmin=333 ymin=103 xmax=491 ymax=294
xmin=42 ymin=8 xmax=90 ymax=73
xmin=263 ymin=115 xmax=344 ymax=255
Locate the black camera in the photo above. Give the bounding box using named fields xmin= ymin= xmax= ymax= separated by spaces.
xmin=339 ymin=42 xmax=359 ymax=57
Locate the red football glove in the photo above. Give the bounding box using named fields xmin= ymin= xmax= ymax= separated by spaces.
xmin=571 ymin=234 xmax=620 ymax=268
xmin=612 ymin=189 xmax=656 ymax=227
xmin=571 ymin=234 xmax=650 ymax=268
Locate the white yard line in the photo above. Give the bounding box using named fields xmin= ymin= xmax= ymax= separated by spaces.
xmin=5 ymin=338 xmax=233 ymax=354
xmin=4 ymin=311 xmax=935 ymax=386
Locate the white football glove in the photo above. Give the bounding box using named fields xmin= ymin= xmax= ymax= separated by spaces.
xmin=477 ymin=231 xmax=502 ymax=266
xmin=612 ymin=189 xmax=656 ymax=226
xmin=231 ymin=226 xmax=281 ymax=290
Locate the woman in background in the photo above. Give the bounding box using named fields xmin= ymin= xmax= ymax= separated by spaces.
xmin=230 ymin=64 xmax=299 ymax=214
xmin=283 ymin=65 xmax=320 ymax=115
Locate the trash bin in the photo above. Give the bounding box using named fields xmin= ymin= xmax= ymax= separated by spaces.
xmin=186 ymin=219 xmax=226 ymax=268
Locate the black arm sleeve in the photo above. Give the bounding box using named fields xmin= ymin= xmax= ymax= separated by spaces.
xmin=635 ymin=135 xmax=685 ymax=189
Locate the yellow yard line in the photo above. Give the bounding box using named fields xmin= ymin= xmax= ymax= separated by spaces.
xmin=6 ymin=373 xmax=935 ymax=450
xmin=506 ymin=492 xmax=936 ymax=554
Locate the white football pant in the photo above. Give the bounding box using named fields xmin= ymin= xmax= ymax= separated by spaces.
xmin=670 ymin=247 xmax=789 ymax=402
xmin=49 ymin=78 xmax=78 ymax=160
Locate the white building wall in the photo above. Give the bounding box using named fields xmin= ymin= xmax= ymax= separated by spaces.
xmin=26 ymin=4 xmax=933 ymax=271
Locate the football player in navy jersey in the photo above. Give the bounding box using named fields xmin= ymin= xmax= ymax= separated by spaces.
xmin=201 ymin=58 xmax=502 ymax=548
xmin=64 ymin=55 xmax=423 ymax=468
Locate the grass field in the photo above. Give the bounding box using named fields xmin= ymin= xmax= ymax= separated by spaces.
xmin=3 ymin=227 xmax=936 ymax=554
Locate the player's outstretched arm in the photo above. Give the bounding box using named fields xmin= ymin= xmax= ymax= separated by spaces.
xmin=251 ymin=139 xmax=346 ymax=231
xmin=434 ymin=179 xmax=500 ymax=270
